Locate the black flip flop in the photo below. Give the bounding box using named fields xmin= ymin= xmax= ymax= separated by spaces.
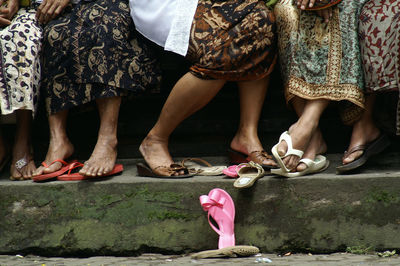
xmin=336 ymin=134 xmax=391 ymax=174
xmin=136 ymin=162 xmax=195 ymax=178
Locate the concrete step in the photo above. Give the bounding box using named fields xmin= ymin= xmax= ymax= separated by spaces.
xmin=1 ymin=153 xmax=400 ymax=257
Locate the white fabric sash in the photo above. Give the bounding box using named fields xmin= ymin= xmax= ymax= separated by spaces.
xmin=130 ymin=0 xmax=198 ymax=56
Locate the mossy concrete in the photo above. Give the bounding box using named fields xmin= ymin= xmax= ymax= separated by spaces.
xmin=1 ymin=156 xmax=400 ymax=256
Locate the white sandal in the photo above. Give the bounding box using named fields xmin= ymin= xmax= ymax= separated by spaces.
xmin=271 ymin=131 xmax=304 ymax=173
xmin=271 ymin=155 xmax=330 ymax=178
xmin=233 ymin=161 xmax=265 ymax=189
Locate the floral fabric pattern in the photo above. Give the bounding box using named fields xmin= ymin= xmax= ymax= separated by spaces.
xmin=0 ymin=7 xmax=42 ymax=116
xmin=187 ymin=0 xmax=277 ymax=81
xmin=275 ymin=0 xmax=368 ymax=124
xmin=359 ymin=0 xmax=400 ymax=134
xmin=42 ymin=0 xmax=161 ymax=114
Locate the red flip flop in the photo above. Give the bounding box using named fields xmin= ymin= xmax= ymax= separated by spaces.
xmin=57 ymin=163 xmax=123 ymax=181
xmin=32 ymin=159 xmax=77 ymax=182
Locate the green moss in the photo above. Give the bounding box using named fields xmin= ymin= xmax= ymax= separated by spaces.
xmin=346 ymin=245 xmax=374 ymax=255
xmin=365 ymin=189 xmax=400 ymax=206
xmin=148 ymin=210 xmax=198 ymax=221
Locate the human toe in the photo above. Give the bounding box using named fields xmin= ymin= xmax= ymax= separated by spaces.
xmin=342 ymin=150 xmax=363 ymax=165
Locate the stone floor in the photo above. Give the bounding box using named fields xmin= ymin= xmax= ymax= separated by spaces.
xmin=1 ymin=252 xmax=400 ymax=266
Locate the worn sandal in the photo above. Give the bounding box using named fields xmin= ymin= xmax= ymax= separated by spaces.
xmin=271 ymin=131 xmax=304 ymax=173
xmin=57 ymin=162 xmax=123 ymax=181
xmin=271 ymin=155 xmax=330 ymax=178
xmin=228 ymin=148 xmax=276 ymax=170
xmin=32 ymin=159 xmax=78 ymax=182
xmin=136 ymin=162 xmax=195 ymax=178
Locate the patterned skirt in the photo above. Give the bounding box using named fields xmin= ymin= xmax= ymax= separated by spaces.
xmin=359 ymin=0 xmax=400 ymax=134
xmin=186 ymin=0 xmax=277 ymax=81
xmin=0 ymin=7 xmax=42 ymax=116
xmin=275 ymin=0 xmax=368 ymax=124
xmin=42 ymin=0 xmax=161 ymax=114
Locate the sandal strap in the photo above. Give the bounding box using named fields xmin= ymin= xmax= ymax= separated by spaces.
xmin=279 ymin=131 xmax=304 ymax=158
xmin=237 ymin=161 xmax=265 ymax=177
xmin=248 ymin=150 xmax=273 ymax=160
xmin=42 ymin=159 xmax=69 ymax=168
xmin=343 ymin=145 xmax=366 ymax=160
xmin=66 ymin=162 xmax=85 ymax=175
xmin=181 ymin=158 xmax=212 ymax=168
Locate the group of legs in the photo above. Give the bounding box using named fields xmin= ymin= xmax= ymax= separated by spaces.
xmin=269 ymin=0 xmax=398 ymax=175
xmin=2 ymin=0 xmax=398 ymax=180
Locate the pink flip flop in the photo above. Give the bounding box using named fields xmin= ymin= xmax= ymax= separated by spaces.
xmin=222 ymin=164 xmax=245 ymax=178
xmin=200 ymin=188 xmax=235 ymax=249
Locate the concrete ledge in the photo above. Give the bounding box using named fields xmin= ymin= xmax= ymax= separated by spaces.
xmin=1 ymin=154 xmax=400 ymax=256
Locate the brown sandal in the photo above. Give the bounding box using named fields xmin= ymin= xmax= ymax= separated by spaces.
xmin=336 ymin=134 xmax=390 ymax=174
xmin=136 ymin=162 xmax=195 ymax=178
xmin=228 ymin=148 xmax=277 ymax=170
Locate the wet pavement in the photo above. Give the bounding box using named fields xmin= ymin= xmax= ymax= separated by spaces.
xmin=1 ymin=252 xmax=400 ymax=266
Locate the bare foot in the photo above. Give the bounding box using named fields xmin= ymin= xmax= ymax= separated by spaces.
xmin=79 ymin=135 xmax=117 ymax=176
xmin=276 ymin=121 xmax=316 ymax=171
xmin=296 ymin=129 xmax=327 ymax=172
xmin=138 ymin=134 xmax=183 ymax=176
xmin=342 ymin=119 xmax=380 ymax=165
xmin=10 ymin=140 xmax=36 ymax=180
xmin=33 ymin=136 xmax=74 ymax=176
xmin=230 ymin=133 xmax=277 ymax=167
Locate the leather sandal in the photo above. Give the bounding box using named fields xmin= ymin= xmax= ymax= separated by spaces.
xmin=228 ymin=148 xmax=277 ymax=170
xmin=136 ymin=162 xmax=195 ymax=178
xmin=181 ymin=158 xmax=227 ymax=176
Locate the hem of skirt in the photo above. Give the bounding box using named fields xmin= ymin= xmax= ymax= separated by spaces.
xmin=285 ymin=76 xmax=365 ymax=109
xmin=1 ymin=106 xmax=35 ymax=116
xmin=366 ymin=81 xmax=399 ymax=94
xmin=189 ymin=56 xmax=277 ymax=82
xmin=46 ymin=91 xmax=122 ymax=115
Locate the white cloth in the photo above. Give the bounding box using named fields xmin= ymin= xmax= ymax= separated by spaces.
xmin=130 ymin=0 xmax=198 ymax=56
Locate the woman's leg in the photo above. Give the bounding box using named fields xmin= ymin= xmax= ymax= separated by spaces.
xmin=276 ymin=98 xmax=329 ymax=170
xmin=342 ymin=94 xmax=380 ymax=165
xmin=230 ymin=76 xmax=276 ymax=167
xmin=291 ymin=97 xmax=327 ymax=171
xmin=140 ymin=72 xmax=226 ymax=176
xmin=10 ymin=110 xmax=36 ymax=179
xmin=33 ymin=109 xmax=74 ymax=175
xmin=79 ymin=96 xmax=121 ymax=176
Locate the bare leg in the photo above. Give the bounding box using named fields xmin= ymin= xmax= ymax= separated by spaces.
xmin=10 ymin=110 xmax=36 ymax=179
xmin=140 ymin=72 xmax=225 ymax=176
xmin=342 ymin=94 xmax=379 ymax=164
xmin=33 ymin=109 xmax=74 ymax=175
xmin=230 ymin=76 xmax=276 ymax=167
xmin=79 ymin=96 xmax=121 ymax=176
xmin=276 ymin=98 xmax=329 ymax=170
xmin=291 ymin=97 xmax=327 ymax=172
